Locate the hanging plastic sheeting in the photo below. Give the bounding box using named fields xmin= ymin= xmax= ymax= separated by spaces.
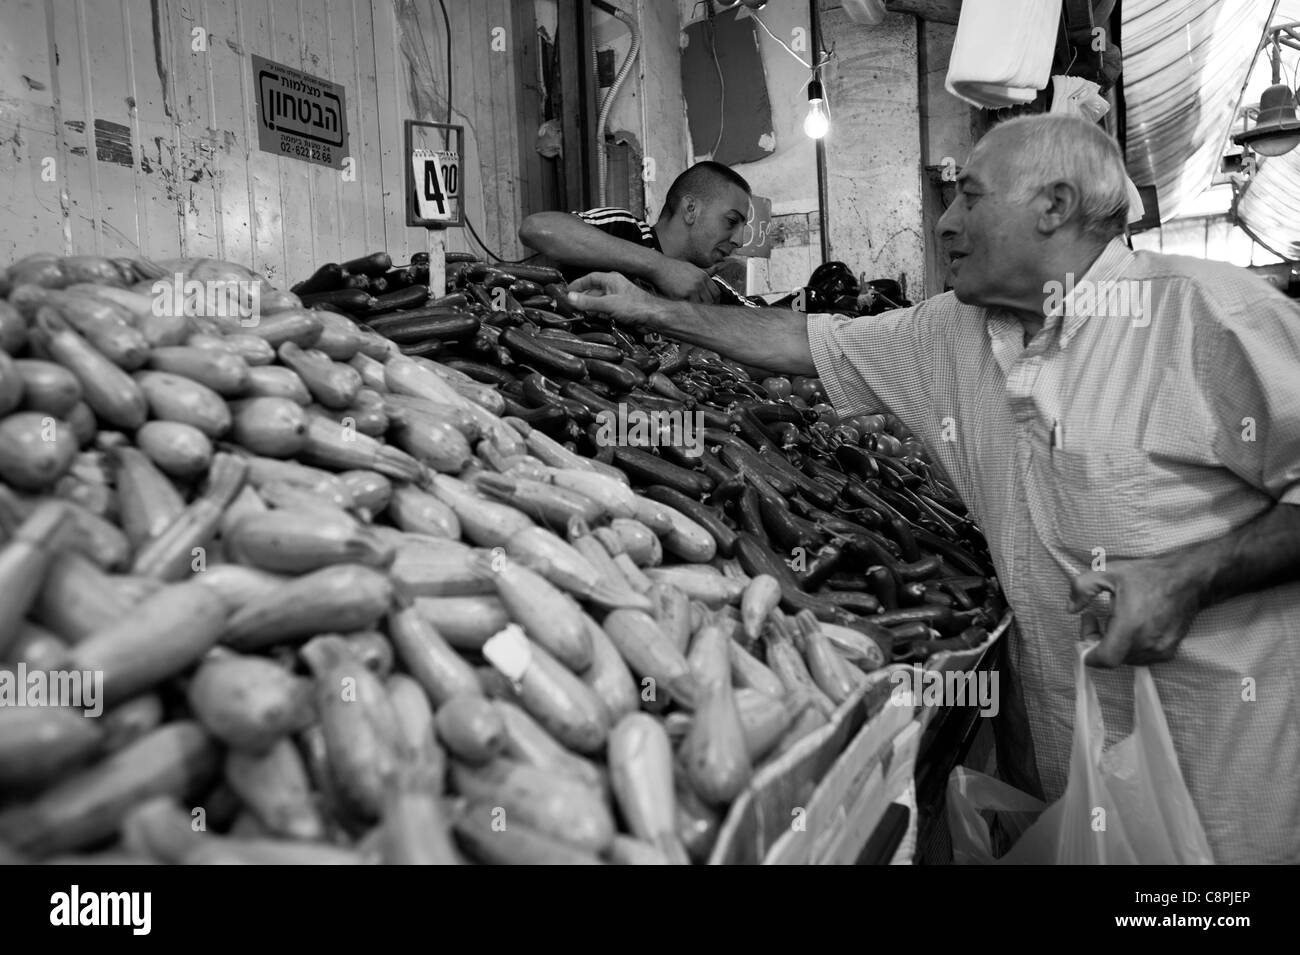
xmin=1122 ymin=0 xmax=1279 ymax=221
xmin=1235 ymin=0 xmax=1300 ymax=260
xmin=1236 ymin=147 xmax=1300 ymax=260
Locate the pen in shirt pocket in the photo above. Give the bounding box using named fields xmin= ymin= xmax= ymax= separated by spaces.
xmin=1052 ymin=419 xmax=1063 ymax=449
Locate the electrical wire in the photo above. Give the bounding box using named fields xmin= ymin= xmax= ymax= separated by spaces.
xmin=464 ymin=212 xmax=538 ymax=264
xmin=436 ymin=0 xmax=534 ymax=264
xmin=749 ymin=7 xmax=834 ymax=75
xmin=596 ymin=3 xmax=641 ymax=206
xmin=750 ymin=9 xmax=810 ymax=69
xmin=693 ymin=3 xmax=838 ymax=158
xmin=437 ymin=0 xmax=452 ymax=126
xmin=706 ymin=10 xmax=726 ymax=158
xmin=683 ymin=3 xmax=726 ymax=157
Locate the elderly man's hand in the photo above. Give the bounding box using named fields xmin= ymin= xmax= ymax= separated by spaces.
xmin=1067 ymin=559 xmax=1202 ymax=668
xmin=567 ymin=272 xmax=670 ymax=332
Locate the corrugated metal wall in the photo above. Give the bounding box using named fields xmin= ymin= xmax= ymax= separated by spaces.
xmin=0 ymin=0 xmax=527 ymax=283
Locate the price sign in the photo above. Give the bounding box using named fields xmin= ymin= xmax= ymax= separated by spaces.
xmin=412 ymin=149 xmax=460 ymax=222
xmin=405 ymin=121 xmax=464 ymax=229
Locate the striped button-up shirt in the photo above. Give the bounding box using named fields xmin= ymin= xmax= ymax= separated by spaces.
xmin=807 ymin=238 xmax=1300 ymax=863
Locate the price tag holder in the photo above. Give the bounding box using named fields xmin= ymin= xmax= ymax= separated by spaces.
xmin=405 ymin=120 xmax=464 ymax=229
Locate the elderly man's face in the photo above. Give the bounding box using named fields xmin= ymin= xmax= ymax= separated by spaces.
xmin=937 ymin=137 xmax=1042 ymax=312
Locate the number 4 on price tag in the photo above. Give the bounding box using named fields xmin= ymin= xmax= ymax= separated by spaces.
xmin=412 ymin=148 xmax=459 ymax=222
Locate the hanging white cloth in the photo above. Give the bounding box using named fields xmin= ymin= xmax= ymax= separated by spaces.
xmin=945 ymin=0 xmax=1062 ymax=109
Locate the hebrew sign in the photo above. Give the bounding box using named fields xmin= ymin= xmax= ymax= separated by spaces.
xmin=253 ymin=54 xmax=347 ymax=169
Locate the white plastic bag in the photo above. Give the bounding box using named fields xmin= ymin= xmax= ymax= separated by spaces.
xmin=948 ymin=766 xmax=1044 ymax=864
xmin=948 ymin=642 xmax=1215 ymax=864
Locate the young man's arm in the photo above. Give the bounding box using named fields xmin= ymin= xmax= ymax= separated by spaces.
xmin=518 ymin=212 xmax=717 ymax=302
xmin=567 ymin=271 xmax=817 ymax=375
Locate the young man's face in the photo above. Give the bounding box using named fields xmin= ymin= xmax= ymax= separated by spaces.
xmin=682 ymin=183 xmax=750 ymax=267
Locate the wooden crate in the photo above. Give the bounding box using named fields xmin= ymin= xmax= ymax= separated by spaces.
xmin=707 ymin=671 xmax=895 ymax=865
xmin=709 ymin=612 xmax=1013 ymax=865
xmin=766 ymin=715 xmax=925 ymax=864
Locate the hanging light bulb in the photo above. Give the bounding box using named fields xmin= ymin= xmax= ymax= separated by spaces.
xmin=804 ymin=78 xmax=830 ymax=139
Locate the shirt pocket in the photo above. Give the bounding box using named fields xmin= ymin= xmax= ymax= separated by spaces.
xmin=1032 ymin=444 xmax=1160 ymax=561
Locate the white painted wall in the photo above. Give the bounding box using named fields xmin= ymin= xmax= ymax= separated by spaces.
xmin=534 ymin=0 xmax=689 ymax=219
xmin=530 ymin=1 xmax=956 ymax=298
xmin=672 ymin=1 xmax=942 ymax=299
xmin=598 ymin=0 xmax=693 ymax=218
xmin=676 ymin=0 xmax=817 ymax=295
xmin=0 ymin=0 xmax=530 ymax=285
xmin=0 ymin=0 xmax=965 ymax=298
xmin=820 ymin=4 xmax=925 ymax=299
xmin=634 ymin=0 xmax=691 ymax=219
xmin=921 ymin=21 xmax=972 ymax=168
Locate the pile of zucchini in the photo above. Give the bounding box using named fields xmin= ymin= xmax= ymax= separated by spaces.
xmin=0 ymin=249 xmax=1002 ymax=866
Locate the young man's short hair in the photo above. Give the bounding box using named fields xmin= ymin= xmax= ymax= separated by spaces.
xmin=662 ymin=161 xmax=752 ymax=218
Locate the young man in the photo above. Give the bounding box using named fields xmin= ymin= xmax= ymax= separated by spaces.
xmin=566 ymin=114 xmax=1300 ymax=864
xmin=518 ymin=160 xmax=751 ymax=303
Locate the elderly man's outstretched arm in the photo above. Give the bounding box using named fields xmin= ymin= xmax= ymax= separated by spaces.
xmin=568 ymin=272 xmax=818 ymax=376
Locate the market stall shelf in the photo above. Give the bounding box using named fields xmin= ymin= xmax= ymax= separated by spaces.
xmin=0 ymin=250 xmax=1009 ymax=865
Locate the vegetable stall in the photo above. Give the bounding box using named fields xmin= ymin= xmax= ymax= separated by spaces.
xmin=0 ymin=249 xmax=1006 ymax=865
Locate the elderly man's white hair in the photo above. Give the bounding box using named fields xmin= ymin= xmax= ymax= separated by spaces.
xmin=978 ymin=114 xmax=1130 ymax=242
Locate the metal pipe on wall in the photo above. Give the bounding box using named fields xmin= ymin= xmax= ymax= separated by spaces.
xmin=810 ymin=0 xmax=831 ymax=264
xmin=594 ymin=1 xmax=642 ymax=206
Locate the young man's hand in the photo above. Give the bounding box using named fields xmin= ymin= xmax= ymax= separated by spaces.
xmin=652 ymin=257 xmax=721 ymax=303
xmin=567 ymin=272 xmax=671 ymax=332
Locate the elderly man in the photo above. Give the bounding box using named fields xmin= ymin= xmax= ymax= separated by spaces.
xmin=568 ymin=114 xmax=1300 ymax=864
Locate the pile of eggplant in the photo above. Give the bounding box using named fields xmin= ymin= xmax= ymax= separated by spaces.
xmin=293 ymin=252 xmax=1006 ymax=664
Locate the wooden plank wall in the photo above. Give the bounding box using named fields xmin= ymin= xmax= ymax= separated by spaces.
xmin=0 ymin=0 xmax=530 ymax=282
xmin=512 ymin=0 xmax=554 ymax=224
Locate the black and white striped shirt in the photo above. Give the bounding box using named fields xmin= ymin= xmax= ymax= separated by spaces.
xmin=563 ymin=207 xmax=661 ymax=283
